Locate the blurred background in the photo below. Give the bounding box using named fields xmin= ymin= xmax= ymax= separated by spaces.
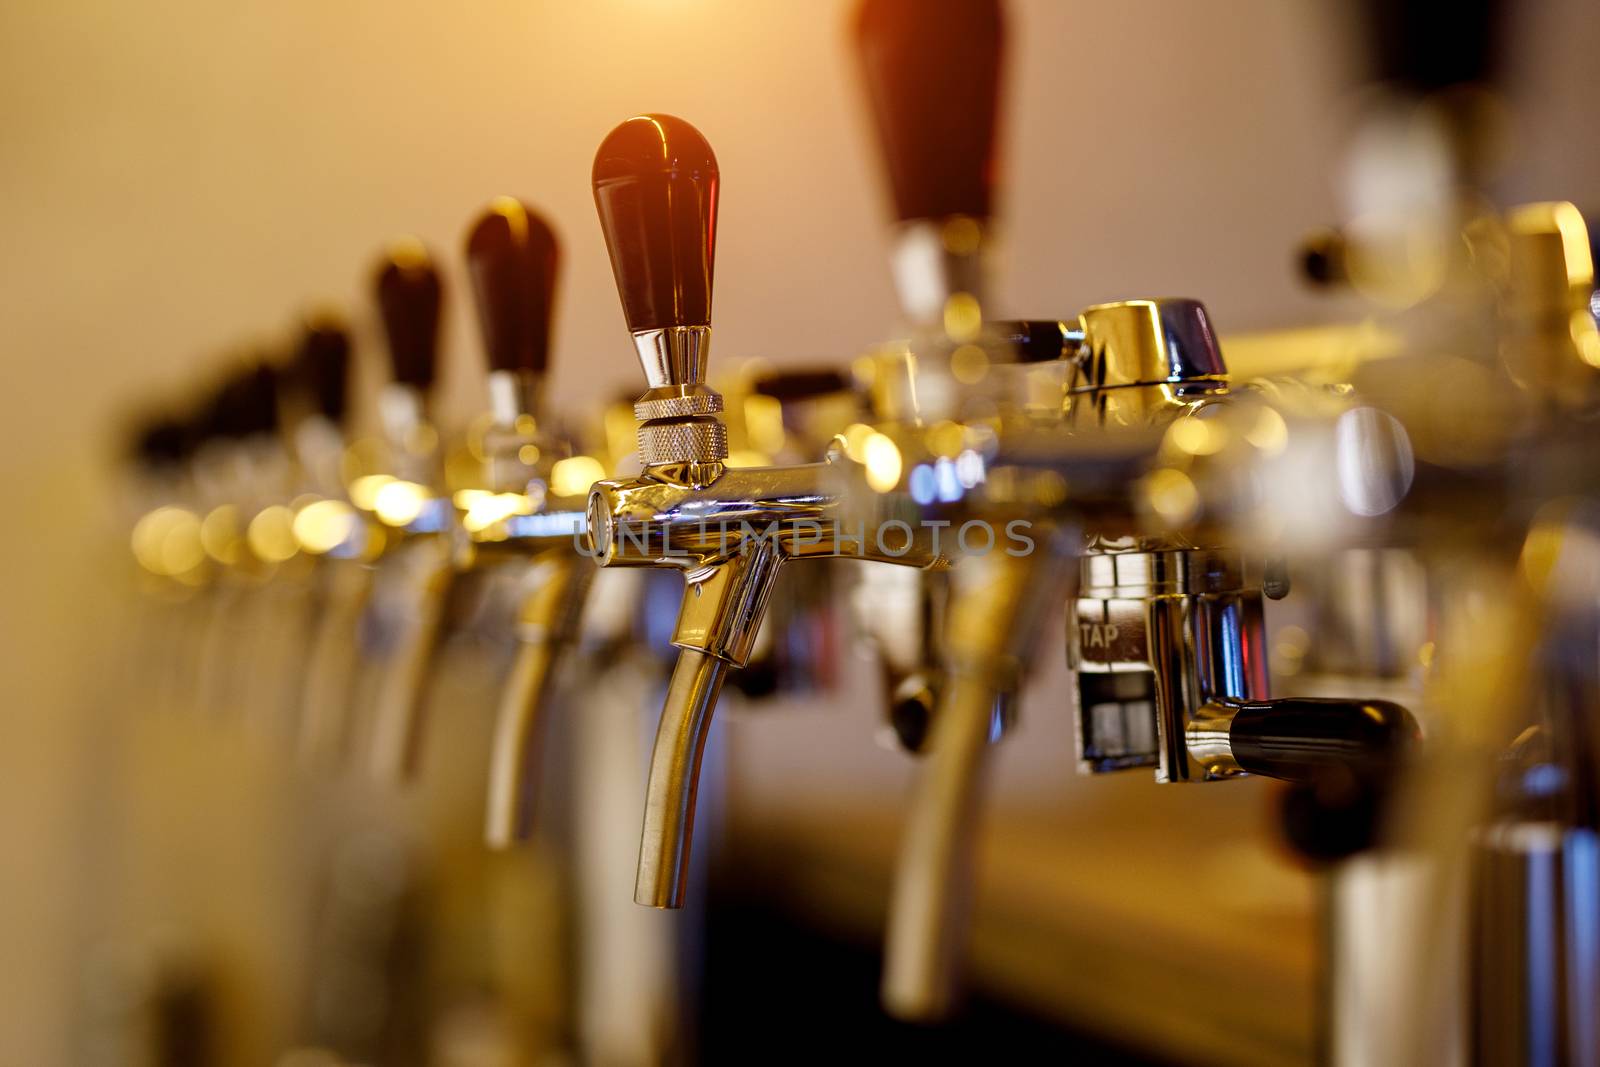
xmin=3 ymin=1 xmax=1599 ymax=1063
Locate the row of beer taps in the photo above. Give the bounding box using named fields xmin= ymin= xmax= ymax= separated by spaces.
xmin=115 ymin=0 xmax=1600 ymax=1061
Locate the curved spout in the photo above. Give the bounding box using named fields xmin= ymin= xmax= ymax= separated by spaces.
xmin=484 ymin=557 xmax=593 ymax=848
xmin=881 ymin=669 xmax=996 ymax=1019
xmin=635 ymin=648 xmax=730 ymax=908
xmin=368 ymin=541 xmax=455 ymax=782
xmin=880 ymin=539 xmax=1074 ymax=1019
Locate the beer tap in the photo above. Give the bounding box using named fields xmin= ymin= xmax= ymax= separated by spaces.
xmin=288 ymin=313 xmax=383 ymax=767
xmin=585 ymin=113 xmax=947 ymax=909
xmin=841 ymin=0 xmax=1419 ymax=1019
xmin=362 ymin=240 xmax=455 ymax=782
xmin=458 ymin=197 xmax=596 ymax=848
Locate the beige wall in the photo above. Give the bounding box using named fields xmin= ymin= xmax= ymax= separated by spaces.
xmin=2 ymin=1 xmax=1597 ymax=1062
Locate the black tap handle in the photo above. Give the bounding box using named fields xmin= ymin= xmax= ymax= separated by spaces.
xmin=465 ymin=198 xmax=560 ymax=375
xmin=374 ymin=240 xmax=443 ymax=390
xmin=853 ymin=0 xmax=1005 ymax=223
xmin=750 ymin=368 xmax=853 ymax=401
xmin=592 ymin=114 xmax=719 ymax=333
xmin=991 ymin=320 xmax=1071 ymax=363
xmin=1352 ymin=0 xmax=1508 ymax=94
xmin=1229 ymin=698 xmax=1417 ymax=782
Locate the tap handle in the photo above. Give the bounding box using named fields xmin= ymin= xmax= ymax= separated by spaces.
xmin=750 ymin=367 xmax=853 ymax=401
xmin=1352 ymin=0 xmax=1507 ymax=95
xmin=374 ymin=239 xmax=444 ymax=391
xmin=592 ymin=114 xmax=719 ymax=339
xmin=295 ymin=313 xmax=352 ymax=426
xmin=991 ymin=320 xmax=1072 ymax=363
xmin=853 ymin=0 xmax=1004 ymax=223
xmin=207 ymin=361 xmax=281 ymax=441
xmin=1227 ymin=698 xmax=1417 ymax=782
xmin=465 ymin=198 xmax=560 ymax=376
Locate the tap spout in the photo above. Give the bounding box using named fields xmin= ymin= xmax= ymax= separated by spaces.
xmin=882 ymin=537 xmax=1075 ymax=1019
xmin=635 ymin=647 xmax=731 ymax=908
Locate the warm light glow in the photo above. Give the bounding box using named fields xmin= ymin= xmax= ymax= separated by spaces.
xmin=491 ymin=195 xmax=529 ymax=243
xmin=460 ymin=491 xmax=533 ymax=533
xmin=743 ymin=394 xmax=786 ymax=456
xmin=1244 ymin=407 xmax=1289 ymax=454
xmin=518 ymin=443 xmax=542 ymax=465
xmin=131 ymin=506 xmax=204 ymax=576
xmin=372 ymin=480 xmax=429 ymax=527
xmin=199 ymin=505 xmax=242 ymax=565
xmin=943 ymin=292 xmax=982 ymax=343
xmin=247 ymin=505 xmax=299 ymax=563
xmin=926 ymin=420 xmax=964 ymax=458
xmin=387 ymin=235 xmax=430 ymax=270
xmin=727 ymin=449 xmax=770 ymax=468
xmin=1144 ymin=468 xmax=1199 ymax=524
xmin=842 ymin=423 xmax=876 ymax=463
xmin=550 ymin=455 xmax=606 ymax=498
xmin=949 ymin=343 xmax=989 ymax=385
xmin=1166 ymin=415 xmax=1227 ymax=456
xmin=349 ymin=473 xmax=395 ymax=510
xmin=292 ymin=498 xmax=358 ymax=554
xmin=863 ymin=432 xmax=903 ymax=493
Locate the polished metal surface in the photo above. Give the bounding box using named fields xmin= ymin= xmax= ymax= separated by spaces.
xmin=631 ymin=325 xmax=713 ymax=390
xmin=882 ymin=539 xmax=1075 ymax=1020
xmin=635 ymin=647 xmax=730 ymax=908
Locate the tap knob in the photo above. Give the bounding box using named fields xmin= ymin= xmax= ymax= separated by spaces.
xmin=854 ymin=0 xmax=1005 ymax=340
xmin=853 ymin=0 xmax=1004 ymax=225
xmin=374 ymin=239 xmax=444 ymax=394
xmin=465 ymin=198 xmax=560 ymax=424
xmin=592 ymin=114 xmax=726 ymax=465
xmin=294 ymin=313 xmax=352 ymax=427
xmin=593 ymin=114 xmax=719 ymax=388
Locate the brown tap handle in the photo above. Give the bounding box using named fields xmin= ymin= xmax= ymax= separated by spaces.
xmin=592 ymin=114 xmax=719 ymax=335
xmin=295 ymin=313 xmax=353 ymax=426
xmin=374 ymin=239 xmax=444 ymax=391
xmin=853 ymin=0 xmax=1005 ymax=223
xmin=465 ymin=199 xmax=560 ymax=376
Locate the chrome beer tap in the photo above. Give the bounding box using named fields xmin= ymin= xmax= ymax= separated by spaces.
xmin=361 ymin=240 xmax=456 ymax=782
xmin=842 ymin=0 xmax=1420 ymax=1020
xmin=585 ymin=113 xmax=947 ymax=909
xmin=457 ymin=197 xmax=597 ymax=848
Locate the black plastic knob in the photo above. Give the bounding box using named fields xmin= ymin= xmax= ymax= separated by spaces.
xmin=853 ymin=0 xmax=1005 ymax=223
xmin=992 ymin=320 xmax=1070 ymax=363
xmin=374 ymin=240 xmax=443 ymax=390
xmin=1231 ymin=698 xmax=1417 ymax=782
xmin=751 ymin=368 xmax=853 ymax=401
xmin=465 ymin=199 xmax=560 ymax=375
xmin=592 ymin=114 xmax=719 ymax=333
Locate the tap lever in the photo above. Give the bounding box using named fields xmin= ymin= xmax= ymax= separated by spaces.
xmin=293 ymin=314 xmax=352 ymax=427
xmin=593 ymin=114 xmax=725 ymax=465
xmin=375 ymin=239 xmax=444 ymax=393
xmin=466 ymin=198 xmax=560 ymax=402
xmin=853 ymin=0 xmax=1004 ymax=224
xmin=1189 ymin=697 xmax=1418 ymax=781
xmin=750 ymin=368 xmax=853 ymax=402
xmin=592 ymin=115 xmax=718 ymax=356
xmin=992 ymin=320 xmax=1075 ymax=364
